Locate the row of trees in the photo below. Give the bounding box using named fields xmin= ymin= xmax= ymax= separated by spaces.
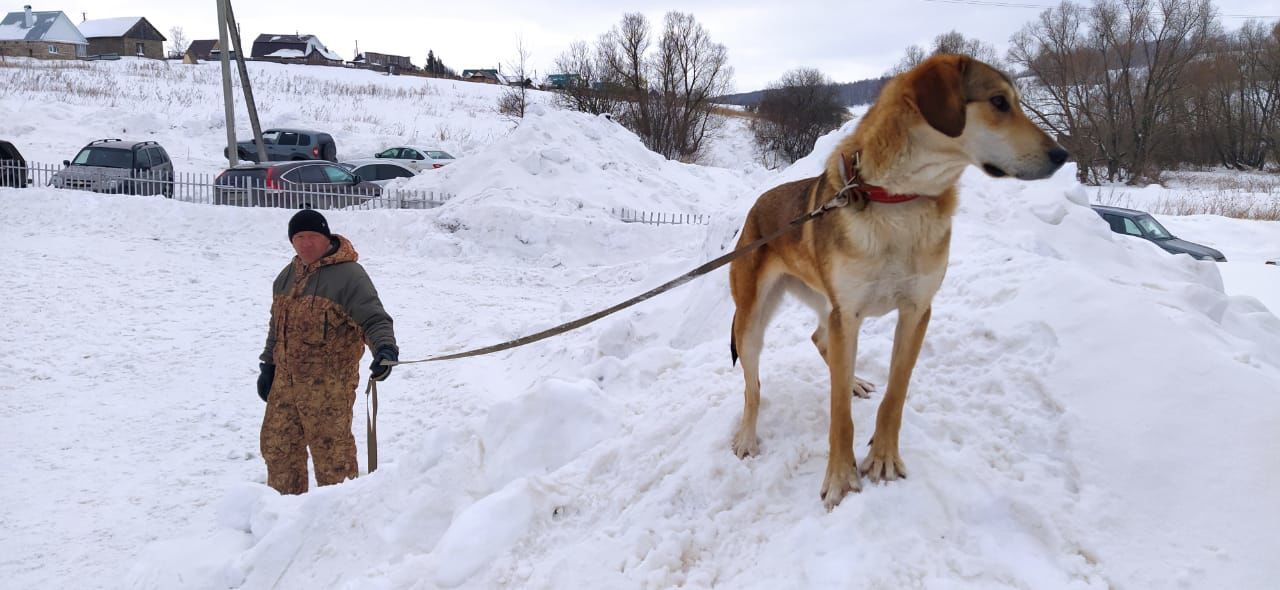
xmin=1009 ymin=0 xmax=1279 ymax=183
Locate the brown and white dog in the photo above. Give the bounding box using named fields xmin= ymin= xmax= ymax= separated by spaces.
xmin=728 ymin=55 xmax=1068 ymax=509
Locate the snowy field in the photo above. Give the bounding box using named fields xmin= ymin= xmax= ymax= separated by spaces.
xmin=2 ymin=57 xmax=1279 ymax=589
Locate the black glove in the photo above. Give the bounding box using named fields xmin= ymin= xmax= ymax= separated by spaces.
xmin=370 ymin=347 xmax=398 ymax=381
xmin=257 ymin=363 xmax=275 ymax=402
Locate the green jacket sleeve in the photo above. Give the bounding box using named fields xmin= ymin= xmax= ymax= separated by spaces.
xmin=259 ymin=266 xmax=290 ymax=365
xmin=344 ymin=263 xmax=398 ymax=355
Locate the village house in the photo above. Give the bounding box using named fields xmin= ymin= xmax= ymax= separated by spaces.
xmin=182 ymin=39 xmax=216 ymax=62
xmin=351 ymin=51 xmax=414 ymax=74
xmin=78 ymin=16 xmax=166 ymax=59
xmin=461 ymin=68 xmax=510 ymax=85
xmin=250 ymin=34 xmax=342 ymax=66
xmin=0 ymin=5 xmax=87 ymax=60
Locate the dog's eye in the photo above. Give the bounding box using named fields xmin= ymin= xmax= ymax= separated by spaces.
xmin=990 ymin=95 xmax=1011 ymax=113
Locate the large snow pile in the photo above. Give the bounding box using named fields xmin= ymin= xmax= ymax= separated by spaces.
xmin=2 ymin=61 xmax=1278 ymax=590
xmin=396 ymin=104 xmax=762 ymax=265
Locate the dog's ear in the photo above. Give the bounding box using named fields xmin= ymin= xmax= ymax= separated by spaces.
xmin=909 ymin=56 xmax=968 ymax=138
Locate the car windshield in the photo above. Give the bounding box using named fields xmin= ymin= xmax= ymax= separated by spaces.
xmin=425 ymin=151 xmax=453 ymax=159
xmin=72 ymin=147 xmax=133 ymax=168
xmin=1134 ymin=214 xmax=1173 ymax=240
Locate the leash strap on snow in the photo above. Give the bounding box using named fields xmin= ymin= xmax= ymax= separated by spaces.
xmin=365 ymin=378 xmax=378 ymax=473
xmin=387 ymin=189 xmax=855 ymax=366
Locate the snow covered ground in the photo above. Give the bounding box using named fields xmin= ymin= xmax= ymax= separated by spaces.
xmin=2 ymin=57 xmax=1279 ymax=589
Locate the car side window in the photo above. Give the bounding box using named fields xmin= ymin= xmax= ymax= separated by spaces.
xmin=381 ymin=164 xmax=412 ymax=179
xmin=322 ymin=165 xmax=354 ymax=183
xmin=1121 ymin=218 xmax=1143 ymax=236
xmin=278 ymin=132 xmax=299 ymax=146
xmin=404 ymin=149 xmax=423 ymax=160
xmin=154 ymin=148 xmax=169 ymax=164
xmin=296 ymin=165 xmax=328 ymax=184
xmin=297 ymin=134 xmax=311 ymax=146
xmin=280 ymin=169 xmax=302 ymax=183
xmin=377 ymin=148 xmax=397 ymax=158
xmin=136 ymin=148 xmax=153 ymax=169
xmin=261 ymin=131 xmax=280 ymax=144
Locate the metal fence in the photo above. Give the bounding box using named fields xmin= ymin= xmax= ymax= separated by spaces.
xmin=610 ymin=207 xmax=711 ymax=225
xmin=2 ymin=160 xmax=451 ymax=210
xmin=3 ymin=159 xmax=714 ymax=225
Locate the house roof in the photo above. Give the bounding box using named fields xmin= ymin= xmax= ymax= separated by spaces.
xmin=186 ymin=39 xmax=217 ymax=56
xmin=0 ymin=10 xmax=86 ymax=43
xmin=252 ymin=33 xmax=341 ymax=61
xmin=462 ymin=69 xmax=513 ymax=83
xmin=77 ymin=16 xmax=141 ymax=38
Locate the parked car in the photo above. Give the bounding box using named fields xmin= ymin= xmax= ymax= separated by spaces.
xmin=225 ymin=128 xmax=337 ymax=163
xmin=1091 ymin=205 xmax=1226 ymax=261
xmin=50 ymin=139 xmax=174 ymax=197
xmin=337 ymin=159 xmax=418 ymax=186
xmin=0 ymin=139 xmax=29 ymax=188
xmin=213 ymin=161 xmax=381 ymax=209
xmin=373 ymin=145 xmax=455 ymax=171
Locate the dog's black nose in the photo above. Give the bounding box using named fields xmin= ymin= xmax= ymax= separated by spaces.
xmin=1048 ymin=147 xmax=1070 ymax=165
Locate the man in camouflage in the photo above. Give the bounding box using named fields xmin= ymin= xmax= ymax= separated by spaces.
xmin=256 ymin=209 xmax=399 ymax=494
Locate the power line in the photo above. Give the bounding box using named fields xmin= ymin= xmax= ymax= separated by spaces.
xmin=921 ymin=0 xmax=1279 ymax=18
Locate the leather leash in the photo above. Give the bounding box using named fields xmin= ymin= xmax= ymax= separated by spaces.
xmin=362 ymin=151 xmax=924 ymax=472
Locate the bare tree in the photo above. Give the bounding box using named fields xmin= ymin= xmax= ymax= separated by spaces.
xmin=498 ymin=37 xmax=533 ymax=119
xmin=168 ymin=26 xmax=188 ymax=58
xmin=892 ymin=30 xmax=1003 ymax=74
xmin=551 ymin=40 xmax=620 ymax=115
xmin=568 ymin=12 xmax=732 ymax=161
xmin=750 ymin=68 xmax=848 ymax=167
xmin=1176 ymin=20 xmax=1280 ymax=170
xmin=1009 ymin=0 xmax=1216 ymax=183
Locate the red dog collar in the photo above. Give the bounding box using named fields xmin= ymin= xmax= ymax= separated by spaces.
xmin=840 ymin=152 xmax=924 ymax=204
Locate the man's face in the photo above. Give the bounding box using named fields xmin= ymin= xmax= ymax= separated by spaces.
xmin=291 ymin=231 xmax=331 ymax=264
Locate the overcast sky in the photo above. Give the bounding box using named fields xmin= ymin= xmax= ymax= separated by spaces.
xmin=34 ymin=0 xmax=1280 ymax=91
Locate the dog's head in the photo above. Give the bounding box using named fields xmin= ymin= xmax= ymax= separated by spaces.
xmin=905 ymin=54 xmax=1068 ymax=180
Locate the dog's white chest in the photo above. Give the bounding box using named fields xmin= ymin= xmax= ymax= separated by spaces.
xmin=829 ymin=212 xmax=950 ymax=316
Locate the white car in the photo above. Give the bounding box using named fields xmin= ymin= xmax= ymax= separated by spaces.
xmin=337 ymin=159 xmax=418 ymax=187
xmin=373 ymin=146 xmax=456 ymax=171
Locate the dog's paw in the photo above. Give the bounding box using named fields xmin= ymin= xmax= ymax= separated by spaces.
xmin=851 ymin=376 xmax=877 ymax=399
xmin=820 ymin=460 xmax=862 ymax=510
xmin=732 ymin=428 xmax=759 ymax=458
xmin=861 ymin=443 xmax=907 ymax=483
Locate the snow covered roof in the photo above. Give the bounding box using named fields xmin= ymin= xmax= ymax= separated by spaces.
xmin=266 ymin=48 xmax=305 ymax=58
xmin=76 ymin=17 xmax=141 ymax=38
xmin=0 ymin=9 xmax=86 ymax=43
xmin=304 ymin=36 xmax=341 ymax=61
xmin=251 ymin=33 xmax=342 ymax=61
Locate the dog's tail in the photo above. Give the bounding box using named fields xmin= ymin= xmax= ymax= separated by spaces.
xmin=729 ymin=313 xmax=739 ymax=366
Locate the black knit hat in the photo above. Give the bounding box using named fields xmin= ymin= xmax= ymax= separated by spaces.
xmin=288 ymin=209 xmax=331 ymax=241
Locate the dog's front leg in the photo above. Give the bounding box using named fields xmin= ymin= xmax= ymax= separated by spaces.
xmin=820 ymin=307 xmax=863 ymax=510
xmin=864 ymin=305 xmax=931 ymax=483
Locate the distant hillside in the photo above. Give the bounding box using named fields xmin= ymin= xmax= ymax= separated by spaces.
xmin=716 ymin=76 xmax=889 ymax=108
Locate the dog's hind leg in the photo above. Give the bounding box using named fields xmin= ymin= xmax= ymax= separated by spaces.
xmin=730 ymin=273 xmax=783 ymax=459
xmin=820 ymin=305 xmax=864 ymax=509
xmin=790 ymin=281 xmax=876 ymax=400
xmin=863 ymin=305 xmax=931 ymax=483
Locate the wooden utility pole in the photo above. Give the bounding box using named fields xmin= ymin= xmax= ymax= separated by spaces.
xmin=223 ymin=0 xmax=267 ymax=162
xmin=216 ymin=0 xmax=237 ymax=166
